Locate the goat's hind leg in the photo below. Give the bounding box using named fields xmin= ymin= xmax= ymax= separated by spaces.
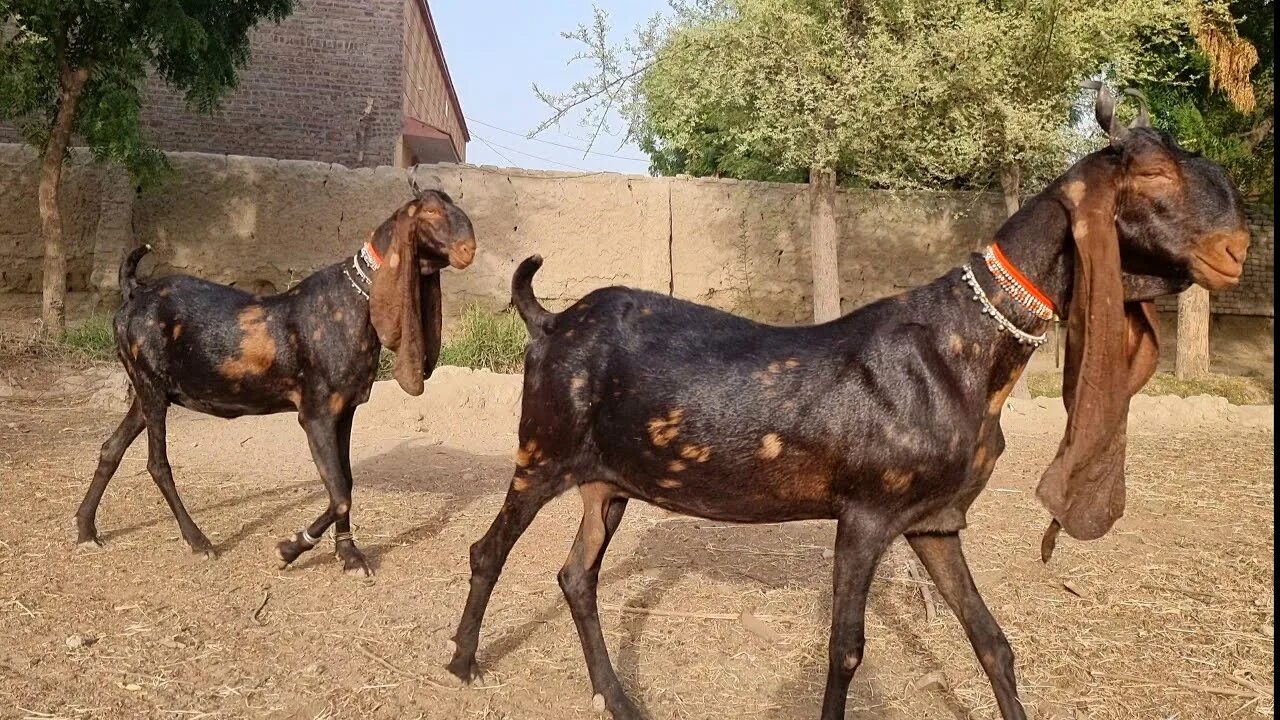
xmin=75 ymin=396 xmax=146 ymax=548
xmin=141 ymin=400 xmax=216 ymax=558
xmin=907 ymin=531 xmax=1026 ymax=720
xmin=558 ymin=484 xmax=636 ymax=718
xmin=447 ymin=466 xmax=565 ymax=681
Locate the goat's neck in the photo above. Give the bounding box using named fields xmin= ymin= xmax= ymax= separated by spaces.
xmin=987 ymin=189 xmax=1074 ymax=318
xmin=366 ymin=216 xmax=397 ymax=260
xmin=953 ymin=188 xmax=1075 ymax=387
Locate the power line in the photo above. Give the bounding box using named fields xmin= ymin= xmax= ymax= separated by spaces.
xmin=474 ymin=134 xmax=517 ymax=168
xmin=466 ymin=115 xmax=651 ymax=163
xmin=470 ymin=132 xmax=591 ymax=171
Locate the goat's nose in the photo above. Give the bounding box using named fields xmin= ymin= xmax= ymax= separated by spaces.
xmin=449 ymin=239 xmax=476 ymax=269
xmin=1225 ymin=233 xmax=1249 ymax=263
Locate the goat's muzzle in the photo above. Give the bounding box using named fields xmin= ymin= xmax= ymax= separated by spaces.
xmin=449 ymin=237 xmax=477 ymax=270
xmin=1189 ymin=230 xmax=1249 ymax=290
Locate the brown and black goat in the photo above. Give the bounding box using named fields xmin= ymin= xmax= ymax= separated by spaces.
xmin=444 ymin=86 xmax=1249 ymax=718
xmin=75 ymin=191 xmax=476 ymax=577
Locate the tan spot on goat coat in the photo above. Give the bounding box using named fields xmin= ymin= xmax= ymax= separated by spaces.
xmin=882 ymin=469 xmax=914 ymax=492
xmin=647 ymin=410 xmax=684 ymax=447
xmin=758 ymin=433 xmax=784 ymax=460
xmin=679 ymin=444 xmax=712 ymax=463
xmin=220 ymin=306 xmax=276 ymax=379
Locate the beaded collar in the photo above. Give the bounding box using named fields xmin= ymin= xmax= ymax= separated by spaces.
xmin=960 ymin=244 xmax=1057 ymax=348
xmin=343 ymin=241 xmax=382 ymax=300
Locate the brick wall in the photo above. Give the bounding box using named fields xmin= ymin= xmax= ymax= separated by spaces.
xmin=135 ymin=0 xmax=406 ymax=167
xmin=1156 ymin=204 xmax=1274 ymax=317
xmin=403 ymin=0 xmax=466 ymax=161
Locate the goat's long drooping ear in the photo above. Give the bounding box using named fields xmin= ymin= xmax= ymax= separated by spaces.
xmin=420 ymin=270 xmax=443 ymax=379
xmin=369 ymin=206 xmax=427 ymax=396
xmin=1037 ymin=176 xmax=1161 ymax=560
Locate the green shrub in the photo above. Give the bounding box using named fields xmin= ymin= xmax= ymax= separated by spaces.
xmin=376 ymin=304 xmax=529 ymax=379
xmin=439 ymin=304 xmax=528 ymax=373
xmin=60 ymin=315 xmax=117 ymax=361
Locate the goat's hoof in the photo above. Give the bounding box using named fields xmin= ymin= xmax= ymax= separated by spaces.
xmin=275 ymin=537 xmax=307 ymax=566
xmin=343 ymin=561 xmax=373 ymax=578
xmin=189 ymin=541 xmax=218 ymax=560
xmin=76 ymin=537 xmax=104 ymax=551
xmin=337 ymin=547 xmax=373 ymax=578
xmin=445 ymin=656 xmax=481 ymax=684
xmin=597 ymin=692 xmax=643 ymax=720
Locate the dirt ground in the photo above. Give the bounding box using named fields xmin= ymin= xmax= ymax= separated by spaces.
xmin=0 ymin=355 xmax=1274 ymax=720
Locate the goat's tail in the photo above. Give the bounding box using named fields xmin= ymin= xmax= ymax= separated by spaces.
xmin=511 ymin=255 xmax=555 ymax=339
xmin=119 ymin=244 xmax=152 ymax=301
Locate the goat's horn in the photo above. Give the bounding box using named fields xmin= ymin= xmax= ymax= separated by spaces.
xmin=1122 ymin=87 xmax=1151 ymax=128
xmin=1079 ymin=79 xmax=1128 ymax=145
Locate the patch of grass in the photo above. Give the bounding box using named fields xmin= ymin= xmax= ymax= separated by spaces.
xmin=1142 ymin=373 xmax=1272 ymax=405
xmin=60 ymin=314 xmax=117 ymax=362
xmin=1027 ymin=370 xmax=1271 ymax=405
xmin=1026 ymin=372 xmax=1064 ymax=399
xmin=0 ymin=315 xmax=117 ymax=367
xmin=439 ymin=304 xmax=529 ymax=373
xmin=377 ymin=304 xmax=529 ymax=379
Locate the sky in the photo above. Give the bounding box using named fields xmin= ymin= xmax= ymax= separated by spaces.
xmin=431 ymin=1 xmax=667 ymax=175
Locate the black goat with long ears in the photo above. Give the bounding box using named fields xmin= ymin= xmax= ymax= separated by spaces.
xmin=444 ymin=84 xmax=1248 ymax=719
xmin=76 ymin=191 xmax=477 ymax=577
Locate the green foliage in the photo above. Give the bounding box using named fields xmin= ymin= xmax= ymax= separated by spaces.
xmin=1136 ymin=0 xmax=1273 ymax=200
xmin=0 ymin=0 xmax=293 ymax=186
xmin=377 ymin=305 xmax=530 ymax=379
xmin=438 ymin=305 xmax=529 ymax=374
xmin=538 ymin=0 xmax=1181 ymax=191
xmin=59 ymin=313 xmax=116 ymax=361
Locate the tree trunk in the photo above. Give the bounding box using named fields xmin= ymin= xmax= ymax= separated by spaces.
xmin=999 ymin=162 xmax=1022 ymax=217
xmin=39 ymin=65 xmax=90 ymax=338
xmin=1175 ymin=285 xmax=1211 ymax=379
xmin=809 ymin=165 xmax=840 ymax=323
xmin=1000 ymin=162 xmax=1034 ymax=399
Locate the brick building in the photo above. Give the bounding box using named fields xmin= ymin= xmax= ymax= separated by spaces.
xmin=1 ymin=0 xmax=468 ymax=168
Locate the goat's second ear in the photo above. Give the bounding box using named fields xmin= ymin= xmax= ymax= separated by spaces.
xmin=370 ymin=210 xmax=427 ymax=396
xmin=420 ymin=271 xmax=443 ymax=380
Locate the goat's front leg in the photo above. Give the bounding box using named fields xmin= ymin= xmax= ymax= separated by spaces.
xmin=277 ymin=411 xmax=369 ymax=576
xmin=559 ymin=486 xmax=635 ymax=718
xmin=330 ymin=406 xmax=370 ymax=576
xmin=907 ymin=532 xmax=1026 ymax=720
xmin=821 ymin=507 xmax=892 ymax=720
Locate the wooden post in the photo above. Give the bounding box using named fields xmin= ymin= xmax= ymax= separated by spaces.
xmin=809 ymin=165 xmax=840 ymax=323
xmin=1175 ymin=285 xmax=1211 ymax=378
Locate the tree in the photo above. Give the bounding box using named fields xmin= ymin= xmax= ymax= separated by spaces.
xmin=1139 ymin=0 xmax=1272 ymax=200
xmin=535 ymin=0 xmax=1179 ymax=322
xmin=0 ymin=0 xmax=292 ymax=336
